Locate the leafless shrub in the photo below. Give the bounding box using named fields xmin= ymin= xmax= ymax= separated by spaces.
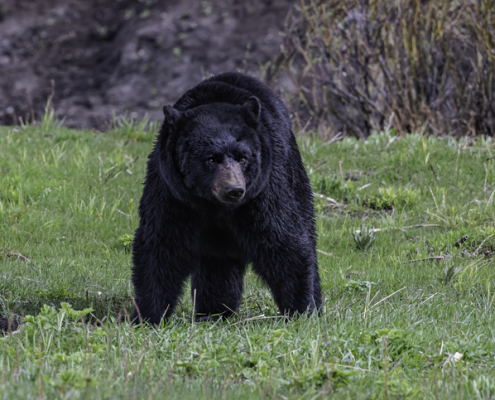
xmin=268 ymin=0 xmax=495 ymax=139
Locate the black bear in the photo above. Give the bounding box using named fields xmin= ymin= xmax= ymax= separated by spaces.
xmin=131 ymin=72 xmax=321 ymax=324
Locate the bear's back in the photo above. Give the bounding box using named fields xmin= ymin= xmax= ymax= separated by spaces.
xmin=174 ymin=73 xmax=290 ymax=133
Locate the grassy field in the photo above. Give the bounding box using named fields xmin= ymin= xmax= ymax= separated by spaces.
xmin=1 ymin=120 xmax=495 ymax=399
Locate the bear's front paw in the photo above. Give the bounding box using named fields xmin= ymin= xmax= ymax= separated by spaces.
xmin=195 ymin=314 xmax=224 ymax=322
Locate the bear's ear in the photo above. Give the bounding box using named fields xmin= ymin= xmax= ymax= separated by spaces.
xmin=162 ymin=105 xmax=181 ymax=124
xmin=240 ymin=96 xmax=261 ymax=129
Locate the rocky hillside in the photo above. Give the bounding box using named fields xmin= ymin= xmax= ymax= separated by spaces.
xmin=0 ymin=0 xmax=294 ymax=129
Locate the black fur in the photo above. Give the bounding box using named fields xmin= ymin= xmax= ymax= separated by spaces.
xmin=131 ymin=72 xmax=321 ymax=324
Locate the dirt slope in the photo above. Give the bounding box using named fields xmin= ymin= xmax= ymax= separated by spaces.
xmin=0 ymin=0 xmax=294 ymax=129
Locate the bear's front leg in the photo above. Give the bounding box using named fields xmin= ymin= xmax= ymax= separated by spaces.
xmin=191 ymin=256 xmax=246 ymax=321
xmin=131 ymin=225 xmax=197 ymax=325
xmin=253 ymin=241 xmax=321 ymax=317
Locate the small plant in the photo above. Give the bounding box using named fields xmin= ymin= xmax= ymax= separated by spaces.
xmin=367 ymin=187 xmax=419 ymax=210
xmin=112 ymin=114 xmax=157 ymax=142
xmin=345 ymin=279 xmax=377 ymax=292
xmin=40 ymin=80 xmax=64 ymax=133
xmin=35 ymin=288 xmax=78 ymax=301
xmin=351 ymin=225 xmax=377 ymax=251
xmin=438 ymin=265 xmax=463 ymax=285
xmin=312 ymin=175 xmax=346 ymax=197
xmin=376 ymin=187 xmax=397 ymax=210
xmin=118 ymin=233 xmax=134 ymax=253
xmin=24 ymin=303 xmax=93 ymax=330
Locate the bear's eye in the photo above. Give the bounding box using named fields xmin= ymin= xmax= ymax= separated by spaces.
xmin=239 ymin=157 xmax=247 ymax=163
xmin=207 ymin=158 xmax=215 ymax=164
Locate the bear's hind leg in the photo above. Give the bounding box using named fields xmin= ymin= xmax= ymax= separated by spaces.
xmin=191 ymin=257 xmax=246 ymax=321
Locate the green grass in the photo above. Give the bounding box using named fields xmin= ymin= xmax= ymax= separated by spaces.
xmin=1 ymin=122 xmax=495 ymax=398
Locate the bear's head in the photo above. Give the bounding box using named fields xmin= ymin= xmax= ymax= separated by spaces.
xmin=158 ymin=97 xmax=264 ymax=206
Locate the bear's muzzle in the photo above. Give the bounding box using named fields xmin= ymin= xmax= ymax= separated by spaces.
xmin=212 ymin=161 xmax=246 ymax=204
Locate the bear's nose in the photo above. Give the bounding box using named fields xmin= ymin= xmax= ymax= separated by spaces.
xmin=225 ymin=186 xmax=245 ymax=201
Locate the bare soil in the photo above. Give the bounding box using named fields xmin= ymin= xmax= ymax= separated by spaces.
xmin=0 ymin=0 xmax=294 ymax=129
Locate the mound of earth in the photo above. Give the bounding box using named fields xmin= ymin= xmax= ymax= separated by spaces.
xmin=0 ymin=0 xmax=294 ymax=129
xmin=0 ymin=314 xmax=18 ymax=334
